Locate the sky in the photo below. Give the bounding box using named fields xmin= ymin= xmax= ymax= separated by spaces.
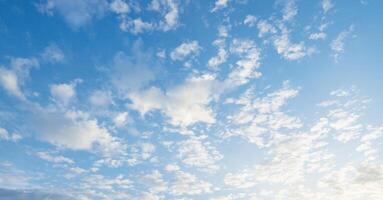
xmin=0 ymin=0 xmax=383 ymax=199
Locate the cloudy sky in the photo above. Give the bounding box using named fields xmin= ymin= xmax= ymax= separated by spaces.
xmin=0 ymin=0 xmax=383 ymax=199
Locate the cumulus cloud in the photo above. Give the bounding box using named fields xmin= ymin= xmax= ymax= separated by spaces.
xmin=211 ymin=0 xmax=229 ymax=12
xmin=273 ymin=27 xmax=314 ymax=60
xmin=226 ymin=39 xmax=262 ymax=85
xmin=50 ymin=80 xmax=80 ymax=106
xmin=34 ymin=108 xmax=126 ymax=155
xmin=128 ymin=74 xmax=220 ymax=126
xmin=243 ymin=15 xmax=257 ymax=27
xmin=149 ymin=0 xmax=180 ymax=31
xmin=110 ymin=0 xmax=130 ymax=14
xmin=170 ymin=41 xmax=201 ymax=61
xmin=0 ymin=57 xmax=39 ymax=99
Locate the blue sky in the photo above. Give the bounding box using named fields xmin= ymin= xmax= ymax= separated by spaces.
xmin=0 ymin=0 xmax=383 ymax=199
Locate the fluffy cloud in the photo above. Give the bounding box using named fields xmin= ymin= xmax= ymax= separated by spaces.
xmin=149 ymin=0 xmax=180 ymax=31
xmin=129 ymin=74 xmax=220 ymax=126
xmin=243 ymin=15 xmax=257 ymax=27
xmin=211 ymin=0 xmax=229 ymax=12
xmin=227 ymin=39 xmax=262 ymax=85
xmin=0 ymin=57 xmax=39 ymax=99
xmin=273 ymin=27 xmax=314 ymax=61
xmin=110 ymin=0 xmax=130 ymax=14
xmin=50 ymin=81 xmax=79 ymax=106
xmin=34 ymin=108 xmax=126 ymax=155
xmin=170 ymin=41 xmax=201 ymax=61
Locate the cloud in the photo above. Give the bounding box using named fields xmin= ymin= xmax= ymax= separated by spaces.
xmin=170 ymin=41 xmax=201 ymax=62
xmin=110 ymin=0 xmax=130 ymax=14
xmin=89 ymin=90 xmax=113 ymax=107
xmin=128 ymin=74 xmax=219 ymax=126
xmin=0 ymin=188 xmax=74 ymax=200
xmin=0 ymin=57 xmax=39 ymax=100
xmin=322 ymin=0 xmax=334 ymax=13
xmin=331 ymin=25 xmax=354 ymax=62
xmin=177 ymin=137 xmax=223 ymax=171
xmin=41 ymin=44 xmax=65 ymax=63
xmin=110 ymin=41 xmax=156 ymax=94
xmin=211 ymin=0 xmax=229 ymax=12
xmin=257 ymin=19 xmax=277 ymax=38
xmin=50 ymin=80 xmax=80 ymax=106
xmin=282 ymin=0 xmax=298 ymax=21
xmin=273 ymin=27 xmax=314 ymax=61
xmin=119 ymin=18 xmax=154 ymax=34
xmin=149 ymin=0 xmax=180 ymax=31
xmin=243 ymin=15 xmax=257 ymax=27
xmin=226 ymin=38 xmax=262 ymax=85
xmin=168 ymin=169 xmax=213 ymax=196
xmin=113 ymin=112 xmax=130 ymax=128
xmin=35 ymin=151 xmax=74 ymax=164
xmin=0 ymin=127 xmax=22 ymax=142
xmin=208 ymin=26 xmax=229 ymax=68
xmin=34 ymin=108 xmax=126 ymax=155
xmin=37 ymin=0 xmax=109 ymax=29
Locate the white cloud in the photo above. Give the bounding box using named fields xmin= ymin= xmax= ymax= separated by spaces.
xmin=168 ymin=170 xmax=213 ymax=196
xmin=309 ymin=32 xmax=326 ymax=40
xmin=50 ymin=81 xmax=79 ymax=106
xmin=89 ymin=90 xmax=113 ymax=107
xmin=211 ymin=0 xmax=229 ymax=12
xmin=0 ymin=127 xmax=22 ymax=142
xmin=35 ymin=108 xmax=126 ymax=155
xmin=257 ymin=19 xmax=277 ymax=38
xmin=120 ymin=18 xmax=154 ymax=34
xmin=282 ymin=0 xmax=298 ymax=21
xmin=331 ymin=25 xmax=354 ymax=62
xmin=322 ymin=0 xmax=334 ymax=13
xmin=149 ymin=0 xmax=179 ymax=31
xmin=0 ymin=68 xmax=24 ymax=99
xmin=37 ymin=0 xmax=109 ymax=28
xmin=177 ymin=138 xmax=223 ymax=171
xmin=129 ymin=74 xmax=219 ymax=126
xmin=41 ymin=44 xmax=65 ymax=63
xmin=170 ymin=41 xmax=201 ymax=61
xmin=243 ymin=15 xmax=257 ymax=27
xmin=113 ymin=112 xmax=130 ymax=127
xmin=36 ymin=151 xmax=74 ymax=164
xmin=226 ymin=39 xmax=262 ymax=86
xmin=223 ymin=81 xmax=301 ymax=147
xmin=273 ymin=27 xmax=314 ymax=61
xmin=0 ymin=57 xmax=39 ymax=99
xmin=208 ymin=26 xmax=229 ymax=68
xmin=110 ymin=0 xmax=130 ymax=14
xmin=140 ymin=170 xmax=167 ymax=194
